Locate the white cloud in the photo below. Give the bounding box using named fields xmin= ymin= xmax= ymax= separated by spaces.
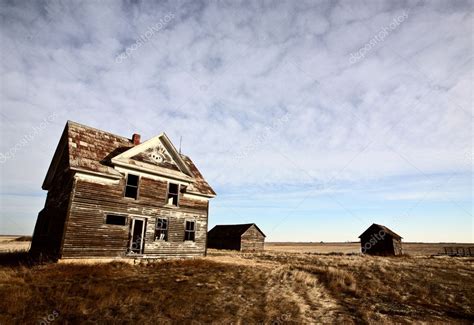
xmin=0 ymin=0 xmax=471 ymax=239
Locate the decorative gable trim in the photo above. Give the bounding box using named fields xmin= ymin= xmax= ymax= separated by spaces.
xmin=111 ymin=133 xmax=193 ymax=177
xmin=113 ymin=161 xmax=194 ymax=183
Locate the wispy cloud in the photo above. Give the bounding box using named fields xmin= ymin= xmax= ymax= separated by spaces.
xmin=0 ymin=0 xmax=471 ymax=241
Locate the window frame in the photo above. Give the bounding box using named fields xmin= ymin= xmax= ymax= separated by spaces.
xmin=124 ymin=173 xmax=140 ymax=200
xmin=184 ymin=220 xmax=196 ymax=242
xmin=104 ymin=214 xmax=128 ymax=226
xmin=166 ymin=182 xmax=180 ymax=207
xmin=154 ymin=217 xmax=169 ymax=241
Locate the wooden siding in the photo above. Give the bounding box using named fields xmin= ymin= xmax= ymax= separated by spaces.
xmin=360 ymin=234 xmax=402 ymax=256
xmin=208 ymin=224 xmax=265 ymax=251
xmin=144 ymin=211 xmax=207 ymax=256
xmin=30 ymin=142 xmax=73 ymax=259
xmin=393 ymin=238 xmax=403 ymax=255
xmin=179 ymin=195 xmax=208 ymax=211
xmin=61 ymin=176 xmax=208 ymax=258
xmin=207 ymin=236 xmax=241 ymax=250
xmin=240 ymin=225 xmax=265 ymax=252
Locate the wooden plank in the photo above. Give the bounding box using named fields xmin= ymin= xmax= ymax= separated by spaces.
xmin=61 ymin=178 xmax=209 ymax=258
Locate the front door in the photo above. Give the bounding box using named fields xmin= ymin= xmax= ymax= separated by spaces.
xmin=129 ymin=217 xmax=146 ymax=254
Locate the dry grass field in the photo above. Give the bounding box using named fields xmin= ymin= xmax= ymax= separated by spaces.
xmin=0 ymin=238 xmax=473 ymax=324
xmin=265 ymin=242 xmax=474 ymax=256
xmin=0 ymin=235 xmax=31 ymax=253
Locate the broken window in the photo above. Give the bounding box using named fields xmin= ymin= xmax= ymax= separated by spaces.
xmin=155 ymin=218 xmax=168 ymax=241
xmin=125 ymin=174 xmax=139 ymax=199
xmin=106 ymin=214 xmax=127 ymax=226
xmin=167 ymin=183 xmax=179 ymax=206
xmin=184 ymin=220 xmax=195 ymax=241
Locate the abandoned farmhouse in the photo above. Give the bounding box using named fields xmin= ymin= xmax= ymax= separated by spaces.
xmin=207 ymin=223 xmax=266 ymax=251
xmin=29 ymin=121 xmax=408 ymax=260
xmin=359 ymin=223 xmax=403 ymax=256
xmin=30 ymin=121 xmax=216 ymax=260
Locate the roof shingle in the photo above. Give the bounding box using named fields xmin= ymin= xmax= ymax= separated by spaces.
xmin=208 ymin=223 xmax=266 ymax=238
xmin=45 ymin=121 xmax=215 ymax=196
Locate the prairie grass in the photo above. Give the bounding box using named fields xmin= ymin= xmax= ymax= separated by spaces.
xmin=235 ymin=251 xmax=474 ymax=323
xmin=0 ymin=249 xmax=473 ymax=324
xmin=265 ymin=242 xmax=474 ymax=256
xmin=0 ymin=253 xmax=301 ymax=324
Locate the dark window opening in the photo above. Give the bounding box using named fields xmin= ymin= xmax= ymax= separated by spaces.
xmin=155 ymin=218 xmax=168 ymax=241
xmin=167 ymin=183 xmax=179 ymax=206
xmin=184 ymin=220 xmax=195 ymax=241
xmin=106 ymin=214 xmax=127 ymax=226
xmin=125 ymin=174 xmax=139 ymax=199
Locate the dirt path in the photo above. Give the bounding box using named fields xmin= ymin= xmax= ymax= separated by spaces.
xmin=206 ymin=254 xmax=347 ymax=323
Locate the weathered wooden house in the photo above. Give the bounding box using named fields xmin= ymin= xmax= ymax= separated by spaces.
xmin=359 ymin=223 xmax=402 ymax=256
xmin=207 ymin=223 xmax=266 ymax=251
xmin=30 ymin=121 xmax=216 ymax=260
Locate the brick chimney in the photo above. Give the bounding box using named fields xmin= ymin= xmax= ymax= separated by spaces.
xmin=132 ymin=133 xmax=141 ymax=145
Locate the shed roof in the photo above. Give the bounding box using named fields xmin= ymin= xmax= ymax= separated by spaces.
xmin=42 ymin=121 xmax=215 ymax=197
xmin=358 ymin=223 xmax=402 ymax=240
xmin=208 ymin=223 xmax=266 ymax=238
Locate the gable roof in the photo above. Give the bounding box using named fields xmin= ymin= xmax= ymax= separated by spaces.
xmin=208 ymin=223 xmax=266 ymax=238
xmin=111 ymin=132 xmax=193 ymax=177
xmin=358 ymin=223 xmax=402 ymax=240
xmin=42 ymin=121 xmax=215 ymax=197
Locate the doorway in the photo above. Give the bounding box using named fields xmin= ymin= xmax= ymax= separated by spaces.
xmin=129 ymin=217 xmax=146 ymax=254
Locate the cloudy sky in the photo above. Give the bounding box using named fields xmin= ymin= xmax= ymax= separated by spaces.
xmin=0 ymin=0 xmax=472 ymax=242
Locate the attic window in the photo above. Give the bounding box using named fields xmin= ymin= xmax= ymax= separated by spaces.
xmin=167 ymin=183 xmax=179 ymax=206
xmin=125 ymin=174 xmax=139 ymax=199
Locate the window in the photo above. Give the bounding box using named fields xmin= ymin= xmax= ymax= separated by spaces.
xmin=106 ymin=214 xmax=127 ymax=226
xmin=125 ymin=174 xmax=139 ymax=199
xmin=155 ymin=218 xmax=168 ymax=241
xmin=167 ymin=183 xmax=179 ymax=206
xmin=184 ymin=220 xmax=195 ymax=241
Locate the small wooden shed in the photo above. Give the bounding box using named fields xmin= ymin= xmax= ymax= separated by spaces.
xmin=359 ymin=224 xmax=403 ymax=256
xmin=207 ymin=223 xmax=266 ymax=251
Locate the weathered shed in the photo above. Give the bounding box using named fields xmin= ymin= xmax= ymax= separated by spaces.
xmin=207 ymin=223 xmax=266 ymax=251
xmin=359 ymin=223 xmax=403 ymax=256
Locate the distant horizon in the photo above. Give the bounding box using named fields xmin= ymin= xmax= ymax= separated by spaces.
xmin=1 ymin=234 xmax=472 ymax=245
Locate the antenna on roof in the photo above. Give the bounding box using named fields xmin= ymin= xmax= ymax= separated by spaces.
xmin=179 ymin=136 xmax=182 ymax=154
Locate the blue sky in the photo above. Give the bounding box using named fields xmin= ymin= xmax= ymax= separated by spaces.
xmin=0 ymin=0 xmax=472 ymax=242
